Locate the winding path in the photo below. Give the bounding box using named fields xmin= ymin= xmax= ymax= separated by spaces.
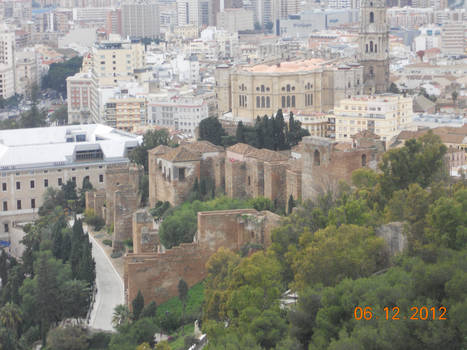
xmin=85 ymin=225 xmax=124 ymax=331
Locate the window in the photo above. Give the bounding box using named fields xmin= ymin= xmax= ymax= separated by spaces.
xmin=261 ymin=96 xmax=265 ymax=108
xmin=375 ymin=44 xmax=377 ymax=53
xmin=16 ymin=181 xmax=20 ymax=190
xmin=30 ymin=180 xmax=35 ymax=189
xmin=17 ymin=200 xmax=21 ymax=210
xmin=314 ymin=150 xmax=320 ymax=166
xmin=370 ymin=41 xmax=373 ymax=52
xmin=281 ymin=96 xmax=285 ymax=108
xmin=72 ymin=177 xmax=76 ymax=184
xmin=248 ymin=176 xmax=251 ymax=186
xmin=44 ymin=179 xmax=48 ymax=187
xmin=266 ymin=96 xmax=270 ymax=108
xmin=58 ymin=178 xmax=62 ymax=186
xmin=256 ymin=96 xmax=260 ymax=108
xmin=287 ymin=84 xmax=291 ymax=92
xmin=2 ymin=201 xmax=7 ymax=211
xmin=287 ymin=96 xmax=290 ymax=107
xmin=4 ymin=224 xmax=8 ymax=233
xmin=179 ymin=168 xmax=185 ymax=181
xmin=2 ymin=183 xmax=6 ymax=191
xmin=292 ymin=96 xmax=296 ymax=108
xmin=31 ymin=199 xmax=35 ymax=209
xmin=370 ymin=12 xmax=374 ymax=23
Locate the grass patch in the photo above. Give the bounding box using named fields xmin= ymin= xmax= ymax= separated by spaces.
xmin=156 ymin=281 xmax=204 ymax=320
xmin=168 ymin=324 xmax=195 ymax=350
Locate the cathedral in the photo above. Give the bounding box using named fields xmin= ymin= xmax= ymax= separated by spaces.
xmin=358 ymin=0 xmax=390 ymax=94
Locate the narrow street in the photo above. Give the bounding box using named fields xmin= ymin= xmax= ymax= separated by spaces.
xmin=85 ymin=225 xmax=125 ymax=331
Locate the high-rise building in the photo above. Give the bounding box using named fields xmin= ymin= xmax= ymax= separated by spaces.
xmin=177 ymin=0 xmax=213 ymax=27
xmin=106 ymin=9 xmax=122 ymax=35
xmin=0 ymin=24 xmax=15 ymax=99
xmin=441 ymin=21 xmax=466 ymax=56
xmin=121 ymin=2 xmax=160 ymax=39
xmin=358 ymin=0 xmax=389 ymax=94
xmin=217 ymin=8 xmax=255 ymax=32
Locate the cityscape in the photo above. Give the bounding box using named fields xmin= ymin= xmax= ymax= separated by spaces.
xmin=0 ymin=0 xmax=466 ymax=348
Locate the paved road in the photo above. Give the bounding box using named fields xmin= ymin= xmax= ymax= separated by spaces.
xmin=86 ymin=225 xmax=124 ymax=331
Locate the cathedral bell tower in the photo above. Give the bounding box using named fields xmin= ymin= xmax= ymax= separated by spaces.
xmin=359 ymin=0 xmax=389 ymax=94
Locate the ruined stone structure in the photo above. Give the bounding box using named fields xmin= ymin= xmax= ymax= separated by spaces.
xmin=148 ymin=142 xmax=225 ymax=208
xmin=86 ymin=163 xmax=143 ymax=251
xmin=148 ymin=133 xmax=384 ymax=210
xmin=124 ymin=209 xmax=281 ymax=306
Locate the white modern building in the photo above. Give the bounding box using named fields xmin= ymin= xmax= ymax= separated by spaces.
xmin=0 ymin=124 xmax=141 ymax=234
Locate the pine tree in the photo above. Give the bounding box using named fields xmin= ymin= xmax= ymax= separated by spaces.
xmin=236 ymin=121 xmax=246 ymax=143
xmin=132 ymin=290 xmax=145 ymax=321
xmin=288 ymin=194 xmax=295 ymax=215
xmin=178 ymin=279 xmax=188 ymax=334
xmin=70 ymin=220 xmax=84 ymax=279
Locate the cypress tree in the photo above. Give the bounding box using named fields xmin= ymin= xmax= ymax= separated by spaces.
xmin=288 ymin=194 xmax=295 ymax=215
xmin=236 ymin=121 xmax=246 ymax=143
xmin=132 ymin=290 xmax=145 ymax=320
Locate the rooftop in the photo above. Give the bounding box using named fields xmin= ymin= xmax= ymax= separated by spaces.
xmin=242 ymin=58 xmax=327 ymax=73
xmin=0 ymin=124 xmax=141 ymax=170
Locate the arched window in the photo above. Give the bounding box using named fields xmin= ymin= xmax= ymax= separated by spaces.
xmin=375 ymin=44 xmax=377 ymax=52
xmin=287 ymin=84 xmax=291 ymax=92
xmin=281 ymin=96 xmax=285 ymax=108
xmin=362 ymin=154 xmax=367 ymax=167
xmin=256 ymin=96 xmax=260 ymax=108
xmin=266 ymin=96 xmax=270 ymax=108
xmin=369 ymin=66 xmax=374 ymax=76
xmin=287 ymin=96 xmax=290 ymax=107
xmin=314 ymin=150 xmax=320 ymax=166
xmin=370 ymin=12 xmax=374 ymax=23
xmin=370 ymin=41 xmax=373 ymax=52
xmin=291 ymin=95 xmax=296 ymax=107
xmin=366 ymin=44 xmax=368 ymax=53
xmin=261 ymin=96 xmax=265 ymax=108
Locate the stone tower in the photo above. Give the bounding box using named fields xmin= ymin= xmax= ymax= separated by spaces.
xmin=359 ymin=0 xmax=389 ymax=94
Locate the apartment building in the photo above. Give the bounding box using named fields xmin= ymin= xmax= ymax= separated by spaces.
xmin=0 ymin=124 xmax=140 ymax=234
xmin=441 ymin=21 xmax=466 ymax=56
xmin=0 ymin=24 xmax=15 ymax=99
xmin=217 ymin=8 xmax=255 ymax=32
xmin=121 ymin=2 xmax=160 ymax=39
xmin=88 ymin=37 xmax=145 ymax=123
xmin=333 ymin=94 xmax=414 ymax=146
xmin=67 ymin=72 xmax=92 ymax=124
xmin=105 ymin=97 xmax=147 ymax=132
xmin=148 ymin=90 xmax=215 ymax=137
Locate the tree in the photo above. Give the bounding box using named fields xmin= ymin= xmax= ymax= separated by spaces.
xmin=46 ymin=326 xmax=88 ymax=350
xmin=50 ymin=105 xmax=68 ymax=125
xmin=155 ymin=341 xmax=172 ymax=350
xmin=236 ymin=121 xmax=246 ymax=143
xmin=287 ymin=194 xmax=295 ymax=215
xmin=248 ymin=197 xmax=274 ymax=212
xmin=132 ymin=290 xmax=145 ymax=321
xmin=389 ymin=82 xmax=400 ymax=94
xmin=35 ymin=251 xmax=66 ymax=344
xmin=178 ymin=279 xmax=188 ymax=331
xmin=112 ymin=304 xmax=131 ymax=328
xmin=452 ymin=90 xmax=458 ymax=106
xmin=42 ymin=56 xmax=83 ymax=97
xmin=0 ymin=302 xmax=22 ymax=337
xmin=291 ymin=224 xmax=389 ymax=290
xmin=129 ymin=129 xmax=172 ymax=172
xmin=141 ymin=301 xmax=157 ymax=319
xmin=60 ymin=280 xmax=90 ymax=321
xmin=379 ymin=132 xmax=447 ymax=199
xmin=198 ymin=117 xmax=226 ymax=146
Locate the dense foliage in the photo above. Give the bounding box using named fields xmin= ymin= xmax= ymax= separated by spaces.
xmin=42 ymin=56 xmax=83 ymax=97
xmin=158 ymin=196 xmax=255 ymax=249
xmin=0 ymin=182 xmax=96 ymax=348
xmin=200 ymin=133 xmax=467 ymax=349
xmin=198 ymin=110 xmax=309 ymax=150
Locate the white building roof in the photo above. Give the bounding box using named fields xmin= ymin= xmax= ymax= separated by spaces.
xmin=0 ymin=124 xmax=141 ymax=170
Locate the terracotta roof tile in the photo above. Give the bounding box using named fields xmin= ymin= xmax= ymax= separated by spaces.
xmin=148 ymin=145 xmax=171 ymax=155
xmin=187 ymin=140 xmax=223 ymax=154
xmin=227 ymin=143 xmax=257 ymax=155
xmin=246 ymin=148 xmax=289 ymax=162
xmin=159 ymin=147 xmax=200 ymax=162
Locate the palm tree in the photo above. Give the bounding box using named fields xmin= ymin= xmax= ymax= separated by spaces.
xmin=112 ymin=304 xmax=130 ymax=328
xmin=0 ymin=302 xmax=22 ymax=336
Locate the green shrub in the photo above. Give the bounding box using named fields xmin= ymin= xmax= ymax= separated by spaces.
xmin=111 ymin=252 xmax=122 ymax=259
xmin=103 ymin=239 xmax=112 ymax=247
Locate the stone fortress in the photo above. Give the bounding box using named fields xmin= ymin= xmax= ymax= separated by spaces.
xmin=86 ymin=133 xmax=385 ymax=306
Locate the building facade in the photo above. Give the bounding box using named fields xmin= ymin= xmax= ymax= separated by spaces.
xmin=105 ymin=97 xmax=147 ymax=132
xmin=333 ymin=94 xmax=414 ymax=145
xmin=67 ymin=72 xmax=92 ymax=124
xmin=0 ymin=125 xmax=140 ymax=234
xmin=121 ymin=2 xmax=160 ymax=39
xmin=221 ymin=59 xmax=364 ymax=121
